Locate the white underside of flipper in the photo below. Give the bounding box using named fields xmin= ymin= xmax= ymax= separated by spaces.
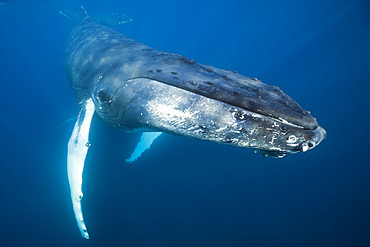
xmin=126 ymin=132 xmax=162 ymax=163
xmin=67 ymin=98 xmax=95 ymax=239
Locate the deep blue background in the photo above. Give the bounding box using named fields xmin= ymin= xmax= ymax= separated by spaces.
xmin=0 ymin=0 xmax=369 ymax=246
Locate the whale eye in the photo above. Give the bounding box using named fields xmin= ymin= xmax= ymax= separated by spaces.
xmin=96 ymin=89 xmax=110 ymax=102
xmin=94 ymin=88 xmax=112 ymax=109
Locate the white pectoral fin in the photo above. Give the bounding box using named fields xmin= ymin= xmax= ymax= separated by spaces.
xmin=67 ymin=98 xmax=95 ymax=239
xmin=126 ymin=132 xmax=162 ymax=163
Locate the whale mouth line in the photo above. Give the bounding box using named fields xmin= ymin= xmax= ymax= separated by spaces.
xmin=120 ymin=77 xmax=311 ymax=130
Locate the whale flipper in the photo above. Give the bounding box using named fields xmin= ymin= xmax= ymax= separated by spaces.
xmin=126 ymin=132 xmax=162 ymax=163
xmin=67 ymin=98 xmax=95 ymax=239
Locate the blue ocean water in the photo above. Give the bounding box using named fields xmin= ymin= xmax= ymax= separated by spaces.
xmin=0 ymin=0 xmax=369 ymax=246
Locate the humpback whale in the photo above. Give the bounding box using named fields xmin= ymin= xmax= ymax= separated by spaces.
xmin=64 ymin=9 xmax=326 ymax=239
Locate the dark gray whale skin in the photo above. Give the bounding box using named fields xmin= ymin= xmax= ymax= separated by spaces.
xmin=65 ymin=16 xmax=326 ymax=157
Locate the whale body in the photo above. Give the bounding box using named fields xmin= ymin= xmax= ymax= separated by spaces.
xmin=65 ymin=13 xmax=326 ymax=239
